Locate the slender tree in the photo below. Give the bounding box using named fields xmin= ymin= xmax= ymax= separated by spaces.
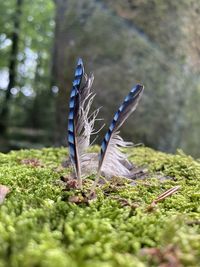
xmin=51 ymin=0 xmax=70 ymax=145
xmin=0 ymin=0 xmax=23 ymax=135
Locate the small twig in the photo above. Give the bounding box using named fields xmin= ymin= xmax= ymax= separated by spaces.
xmin=147 ymin=186 xmax=180 ymax=212
xmin=153 ymin=186 xmax=180 ymax=204
xmin=187 ymin=220 xmax=200 ymax=226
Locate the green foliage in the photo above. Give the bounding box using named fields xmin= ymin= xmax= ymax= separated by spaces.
xmin=1 ymin=0 xmax=200 ymax=156
xmin=0 ymin=146 xmax=199 ymax=266
xmin=0 ymin=0 xmax=55 ymax=147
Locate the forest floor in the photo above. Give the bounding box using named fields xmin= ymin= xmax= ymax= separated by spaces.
xmin=0 ymin=146 xmax=199 ymax=267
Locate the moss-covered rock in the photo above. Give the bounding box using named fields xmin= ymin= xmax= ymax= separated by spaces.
xmin=0 ymin=147 xmax=199 ymax=267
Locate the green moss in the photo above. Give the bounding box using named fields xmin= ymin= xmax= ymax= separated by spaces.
xmin=0 ymin=147 xmax=199 ymax=267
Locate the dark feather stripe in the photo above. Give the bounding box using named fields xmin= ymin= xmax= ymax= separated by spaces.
xmin=98 ymin=84 xmax=144 ymax=170
xmin=68 ymin=58 xmax=84 ymax=177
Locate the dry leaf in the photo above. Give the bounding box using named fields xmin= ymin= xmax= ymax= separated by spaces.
xmin=0 ymin=185 xmax=10 ymax=204
xmin=68 ymin=195 xmax=84 ymax=204
xmin=110 ymin=196 xmax=139 ymax=209
xmin=68 ymin=191 xmax=96 ymax=204
xmin=21 ymin=158 xmax=44 ymax=167
xmin=141 ymin=245 xmax=181 ymax=267
xmin=60 ymin=176 xmax=79 ymax=189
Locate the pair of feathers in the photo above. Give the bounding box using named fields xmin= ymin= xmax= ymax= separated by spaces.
xmin=68 ymin=58 xmax=144 ymax=190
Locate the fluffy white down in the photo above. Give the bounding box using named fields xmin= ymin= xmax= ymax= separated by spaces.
xmin=101 ymin=132 xmax=133 ymax=177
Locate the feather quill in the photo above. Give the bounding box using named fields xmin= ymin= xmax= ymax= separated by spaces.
xmin=68 ymin=58 xmax=99 ymax=188
xmin=91 ymin=84 xmax=144 ymax=192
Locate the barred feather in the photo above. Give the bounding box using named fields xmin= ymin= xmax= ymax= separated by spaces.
xmin=91 ymin=84 xmax=144 ymax=192
xmin=68 ymin=58 xmax=84 ymax=188
xmin=68 ymin=58 xmax=99 ymax=188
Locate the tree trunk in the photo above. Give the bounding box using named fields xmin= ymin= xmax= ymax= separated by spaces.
xmin=0 ymin=0 xmax=23 ymax=135
xmin=29 ymin=52 xmax=42 ymax=129
xmin=51 ymin=0 xmax=71 ymax=145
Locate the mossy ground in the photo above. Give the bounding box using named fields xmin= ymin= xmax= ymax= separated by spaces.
xmin=0 ymin=147 xmax=199 ymax=267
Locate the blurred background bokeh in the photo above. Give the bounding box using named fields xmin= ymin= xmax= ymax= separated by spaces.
xmin=0 ymin=0 xmax=200 ymax=157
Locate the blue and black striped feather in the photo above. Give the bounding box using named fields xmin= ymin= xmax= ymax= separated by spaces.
xmin=98 ymin=84 xmax=144 ymax=176
xmin=68 ymin=58 xmax=84 ymax=180
xmin=68 ymin=58 xmax=98 ymax=185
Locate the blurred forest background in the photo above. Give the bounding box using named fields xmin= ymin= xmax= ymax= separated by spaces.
xmin=0 ymin=0 xmax=200 ymax=157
